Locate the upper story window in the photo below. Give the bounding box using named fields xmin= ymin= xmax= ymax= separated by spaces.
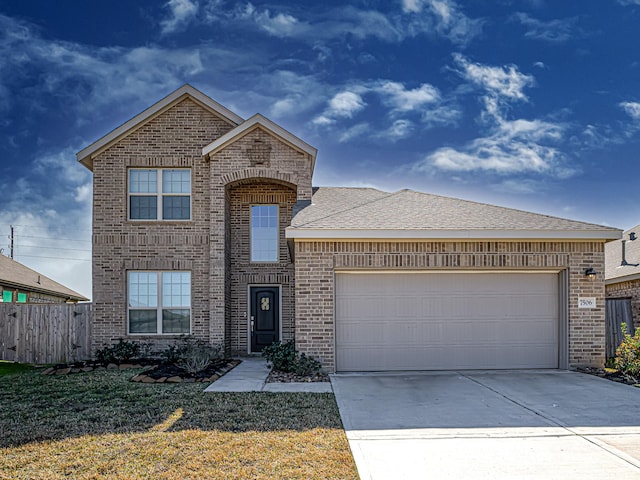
xmin=251 ymin=205 xmax=279 ymax=262
xmin=129 ymin=169 xmax=191 ymax=221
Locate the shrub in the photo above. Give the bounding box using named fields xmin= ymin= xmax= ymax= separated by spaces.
xmin=615 ymin=323 xmax=640 ymax=381
xmin=95 ymin=339 xmax=151 ymax=364
xmin=262 ymin=340 xmax=297 ymax=372
xmin=262 ymin=340 xmax=322 ymax=375
xmin=161 ymin=337 xmax=224 ymax=374
xmin=293 ymin=353 xmax=322 ymax=376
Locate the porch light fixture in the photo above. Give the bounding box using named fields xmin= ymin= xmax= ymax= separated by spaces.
xmin=584 ymin=268 xmax=597 ymax=281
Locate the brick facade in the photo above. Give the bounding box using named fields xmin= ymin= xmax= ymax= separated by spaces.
xmin=294 ymin=240 xmax=606 ymax=372
xmin=606 ymin=279 xmax=640 ymax=329
xmin=87 ymin=87 xmax=609 ymax=374
xmin=91 ymin=97 xmax=312 ymax=354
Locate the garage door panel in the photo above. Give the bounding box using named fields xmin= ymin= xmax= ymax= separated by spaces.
xmin=336 ymin=272 xmax=559 ymax=371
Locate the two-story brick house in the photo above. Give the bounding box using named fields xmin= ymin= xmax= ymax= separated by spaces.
xmin=78 ymin=84 xmax=620 ymax=372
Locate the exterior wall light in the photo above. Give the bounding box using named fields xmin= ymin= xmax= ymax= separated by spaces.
xmin=584 ymin=268 xmax=597 ymax=280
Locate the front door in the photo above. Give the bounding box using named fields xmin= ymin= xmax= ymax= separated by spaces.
xmin=250 ymin=286 xmax=279 ymax=352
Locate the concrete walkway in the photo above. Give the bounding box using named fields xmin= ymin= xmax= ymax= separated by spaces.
xmin=332 ymin=371 xmax=640 ymax=479
xmin=203 ymin=357 xmax=332 ymax=393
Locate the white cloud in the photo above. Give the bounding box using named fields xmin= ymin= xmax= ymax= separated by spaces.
xmin=379 ymin=119 xmax=414 ymax=141
xmin=312 ymin=79 xmax=459 ymax=139
xmin=422 ymin=104 xmax=462 ymax=128
xmin=160 ymin=0 xmax=200 ymax=34
xmin=417 ymin=111 xmax=569 ymax=177
xmin=512 ymin=12 xmax=579 ymax=43
xmin=204 ymin=1 xmax=480 ymax=46
xmin=620 ymin=101 xmax=640 ymax=120
xmin=375 ymin=81 xmax=440 ymax=112
xmin=454 ymin=54 xmax=534 ymax=101
xmin=0 ymin=14 xmax=206 ymax=125
xmin=414 ymin=56 xmax=570 ymax=179
xmin=237 ymin=2 xmax=305 ymax=37
xmin=402 ymin=0 xmax=483 ymax=46
xmin=338 ymin=123 xmax=371 ymax=143
xmin=313 ymin=90 xmax=366 ymax=125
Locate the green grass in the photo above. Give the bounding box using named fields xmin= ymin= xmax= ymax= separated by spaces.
xmin=0 ymin=368 xmax=357 ymax=479
xmin=0 ymin=361 xmax=32 ymax=376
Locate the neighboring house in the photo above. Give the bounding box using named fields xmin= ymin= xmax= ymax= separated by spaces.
xmin=605 ymin=225 xmax=640 ymax=331
xmin=77 ymin=84 xmax=621 ymax=373
xmin=0 ymin=255 xmax=88 ymax=304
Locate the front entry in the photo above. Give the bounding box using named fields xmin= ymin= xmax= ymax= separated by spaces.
xmin=250 ymin=286 xmax=280 ymax=352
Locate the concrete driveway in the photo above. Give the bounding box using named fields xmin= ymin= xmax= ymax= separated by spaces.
xmin=331 ymin=371 xmax=640 ymax=479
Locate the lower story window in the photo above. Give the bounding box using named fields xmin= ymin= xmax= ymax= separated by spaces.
xmin=128 ymin=271 xmax=191 ymax=334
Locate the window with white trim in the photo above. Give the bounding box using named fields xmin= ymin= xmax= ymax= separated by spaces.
xmin=251 ymin=205 xmax=279 ymax=262
xmin=128 ymin=271 xmax=191 ymax=334
xmin=129 ymin=169 xmax=191 ymax=220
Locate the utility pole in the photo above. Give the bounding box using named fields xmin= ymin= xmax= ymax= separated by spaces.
xmin=9 ymin=225 xmax=14 ymax=259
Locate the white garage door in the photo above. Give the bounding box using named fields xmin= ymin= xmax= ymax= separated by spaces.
xmin=335 ymin=272 xmax=559 ymax=371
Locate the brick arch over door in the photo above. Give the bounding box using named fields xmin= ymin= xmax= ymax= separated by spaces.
xmin=222 ymin=168 xmax=299 ymax=196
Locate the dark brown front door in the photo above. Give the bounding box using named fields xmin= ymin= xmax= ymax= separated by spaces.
xmin=250 ymin=286 xmax=279 ymax=352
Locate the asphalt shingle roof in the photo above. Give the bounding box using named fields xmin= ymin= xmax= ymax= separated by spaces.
xmin=0 ymin=255 xmax=88 ymax=302
xmin=290 ymin=187 xmax=620 ymax=235
xmin=605 ymin=224 xmax=640 ymax=282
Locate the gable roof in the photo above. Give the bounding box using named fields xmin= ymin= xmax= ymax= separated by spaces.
xmin=605 ymin=224 xmax=640 ymax=284
xmin=77 ymin=84 xmax=244 ymax=171
xmin=0 ymin=255 xmax=89 ymax=302
xmin=286 ymin=187 xmax=621 ymax=240
xmin=202 ymin=113 xmax=318 ymax=172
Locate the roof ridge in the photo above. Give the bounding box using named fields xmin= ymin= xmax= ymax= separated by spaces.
xmin=397 ymin=188 xmax=620 ymax=230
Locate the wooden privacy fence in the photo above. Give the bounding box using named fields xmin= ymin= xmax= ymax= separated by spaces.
xmin=605 ymin=298 xmax=635 ymax=360
xmin=0 ymin=303 xmax=92 ymax=364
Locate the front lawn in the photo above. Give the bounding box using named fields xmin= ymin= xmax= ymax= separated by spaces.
xmin=0 ymin=367 xmax=357 ymax=479
xmin=0 ymin=361 xmax=32 ymax=376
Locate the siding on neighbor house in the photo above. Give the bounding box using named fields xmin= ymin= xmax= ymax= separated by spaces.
xmin=606 ymin=279 xmax=640 ymax=329
xmin=294 ymin=240 xmax=606 ymax=372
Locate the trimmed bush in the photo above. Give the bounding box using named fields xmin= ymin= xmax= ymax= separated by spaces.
xmin=262 ymin=340 xmax=321 ymax=375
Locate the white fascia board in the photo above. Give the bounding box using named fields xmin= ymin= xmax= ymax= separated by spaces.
xmin=202 ymin=113 xmax=318 ymax=171
xmin=76 ymin=84 xmax=243 ymax=171
xmin=285 ymin=228 xmax=622 ymax=241
xmin=605 ymin=272 xmax=640 ymax=285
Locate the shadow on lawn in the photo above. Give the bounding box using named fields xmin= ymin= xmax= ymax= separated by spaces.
xmin=0 ymin=368 xmax=342 ymax=449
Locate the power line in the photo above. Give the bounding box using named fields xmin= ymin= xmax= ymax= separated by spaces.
xmin=16 ymin=234 xmax=91 ymax=243
xmin=15 ymin=254 xmax=91 ymax=262
xmin=16 ymin=245 xmax=91 ymax=253
xmin=7 ymin=223 xmax=91 ymax=233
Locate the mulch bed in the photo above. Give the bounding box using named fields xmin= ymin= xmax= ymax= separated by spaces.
xmin=577 ymin=366 xmax=640 ymax=387
xmin=40 ymin=359 xmax=241 ymax=384
xmin=266 ymin=369 xmax=329 ymax=383
xmin=133 ymin=358 xmax=240 ymax=383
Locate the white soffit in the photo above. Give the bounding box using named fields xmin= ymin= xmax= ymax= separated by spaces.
xmin=77 ymin=84 xmax=244 ymax=170
xmin=285 ymin=228 xmax=622 ymax=241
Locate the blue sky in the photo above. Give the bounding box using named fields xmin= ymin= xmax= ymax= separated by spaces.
xmin=1 ymin=0 xmax=639 ymax=299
